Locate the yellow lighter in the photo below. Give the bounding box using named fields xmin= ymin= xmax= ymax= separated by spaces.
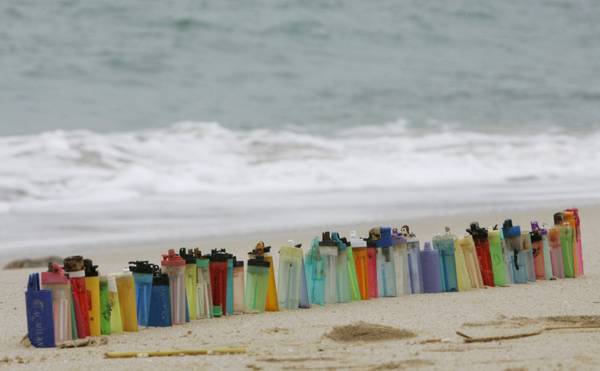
xmin=116 ymin=271 xmax=138 ymax=332
xmin=454 ymin=238 xmax=472 ymax=291
xmin=84 ymin=259 xmax=101 ymax=337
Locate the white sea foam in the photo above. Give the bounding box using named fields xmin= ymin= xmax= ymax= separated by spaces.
xmin=0 ymin=120 xmax=599 ymax=209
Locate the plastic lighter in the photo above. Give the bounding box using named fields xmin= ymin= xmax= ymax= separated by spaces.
xmin=404 ymin=226 xmax=424 ymax=294
xmin=421 ymin=242 xmax=442 ymax=293
xmin=245 ymin=255 xmax=270 ymax=313
xmin=565 ymin=208 xmax=584 ymax=276
xmin=179 ymin=248 xmax=198 ymax=320
xmin=63 ymin=256 xmax=90 ymax=338
xmin=488 ymin=228 xmax=508 ymax=286
xmin=26 ymin=273 xmax=55 ymax=348
xmin=457 ymin=235 xmax=484 ymax=289
xmin=548 ymin=226 xmax=565 ymax=279
xmin=467 ymin=222 xmax=494 ymax=287
xmin=564 ymin=209 xmax=581 ymax=276
xmin=107 ymin=274 xmax=123 ymax=333
xmin=331 ymin=232 xmax=352 ymax=303
xmin=278 ymin=242 xmax=304 ymax=310
xmin=432 ymin=228 xmax=458 ymax=292
xmin=208 ymin=249 xmax=228 ymax=317
xmin=249 ymin=242 xmax=279 ymax=311
xmin=193 ymin=249 xmax=213 ymax=319
xmin=227 ymin=254 xmax=234 ymax=315
xmin=541 ymin=225 xmax=554 ymax=280
xmin=115 ymin=270 xmax=138 ymax=332
xmin=128 ymin=261 xmax=154 ymax=327
xmin=335 ymin=233 xmax=361 ymax=301
xmin=252 ymin=243 xmax=278 ymax=312
xmin=374 ymin=227 xmax=397 ymax=297
xmin=521 ymin=232 xmax=536 ymax=283
xmin=391 ymin=228 xmax=411 ymax=296
xmin=40 ymin=264 xmax=71 ymax=344
xmin=366 ymin=236 xmax=379 ymax=298
xmin=233 ymin=259 xmax=245 ymax=314
xmin=554 ymin=212 xmax=575 ymax=278
xmin=99 ymin=276 xmax=111 ymax=335
xmin=453 ymin=236 xmax=473 ymax=291
xmin=298 ymin=243 xmax=311 ymax=309
xmin=349 ymin=231 xmax=369 ymax=300
xmin=502 ymin=220 xmax=527 ymax=284
xmin=148 ymin=268 xmax=172 ymax=327
xmin=319 ymin=233 xmax=339 ymax=304
xmin=84 ymin=259 xmax=101 ymax=336
xmin=530 ymin=222 xmax=549 ymax=280
xmin=161 ymin=249 xmax=186 ymax=325
xmin=305 ymin=237 xmax=325 ymax=305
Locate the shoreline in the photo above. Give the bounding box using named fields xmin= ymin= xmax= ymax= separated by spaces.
xmin=2 ymin=201 xmax=594 ymax=264
xmin=2 ymin=185 xmax=599 ymax=259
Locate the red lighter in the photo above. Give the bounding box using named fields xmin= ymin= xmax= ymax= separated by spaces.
xmin=63 ymin=256 xmax=90 ymax=338
xmin=207 ymin=249 xmax=229 ymax=317
xmin=366 ymin=241 xmax=378 ymax=298
xmin=467 ymin=223 xmax=494 ymax=287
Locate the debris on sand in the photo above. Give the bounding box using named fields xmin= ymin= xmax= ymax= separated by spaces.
xmin=23 ymin=334 xmax=108 ymax=349
xmin=324 ymin=321 xmax=416 ymax=343
xmin=104 ymin=347 xmax=246 ymax=358
xmin=4 ymin=256 xmax=63 ymax=270
xmin=457 ymin=315 xmax=600 ymax=343
xmin=544 ymin=315 xmax=600 ymax=327
xmin=57 ymin=337 xmax=109 ymax=348
xmin=258 ymin=356 xmax=336 ymax=363
xmin=369 ymin=359 xmax=434 ymax=370
xmin=263 ymin=327 xmax=290 ymax=334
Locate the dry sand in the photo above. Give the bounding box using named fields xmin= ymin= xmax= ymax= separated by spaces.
xmin=1 ymin=204 xmax=599 ymax=370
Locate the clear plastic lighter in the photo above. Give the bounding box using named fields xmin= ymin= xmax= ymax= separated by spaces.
xmin=278 ymin=243 xmax=304 ymax=310
xmin=319 ymin=232 xmax=339 ymax=304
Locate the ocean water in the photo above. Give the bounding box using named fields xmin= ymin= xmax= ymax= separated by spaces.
xmin=2 ymin=0 xmax=600 ymax=135
xmin=1 ymin=1 xmax=599 ymax=254
xmin=1 ymin=120 xmax=599 ymax=206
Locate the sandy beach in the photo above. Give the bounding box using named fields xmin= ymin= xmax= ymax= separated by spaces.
xmin=4 ymin=1 xmax=600 ymax=369
xmin=1 ymin=203 xmax=598 ymax=370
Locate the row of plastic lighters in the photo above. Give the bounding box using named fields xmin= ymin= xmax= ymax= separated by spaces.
xmin=25 ymin=208 xmax=583 ymax=348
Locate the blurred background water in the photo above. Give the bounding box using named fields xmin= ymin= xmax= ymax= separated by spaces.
xmin=1 ymin=1 xmax=599 ymax=254
xmin=2 ymin=1 xmax=600 ymax=134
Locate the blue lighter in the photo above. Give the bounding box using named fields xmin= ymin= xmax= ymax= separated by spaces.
xmin=26 ymin=273 xmax=55 ymax=348
xmin=148 ymin=270 xmax=172 ymax=327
